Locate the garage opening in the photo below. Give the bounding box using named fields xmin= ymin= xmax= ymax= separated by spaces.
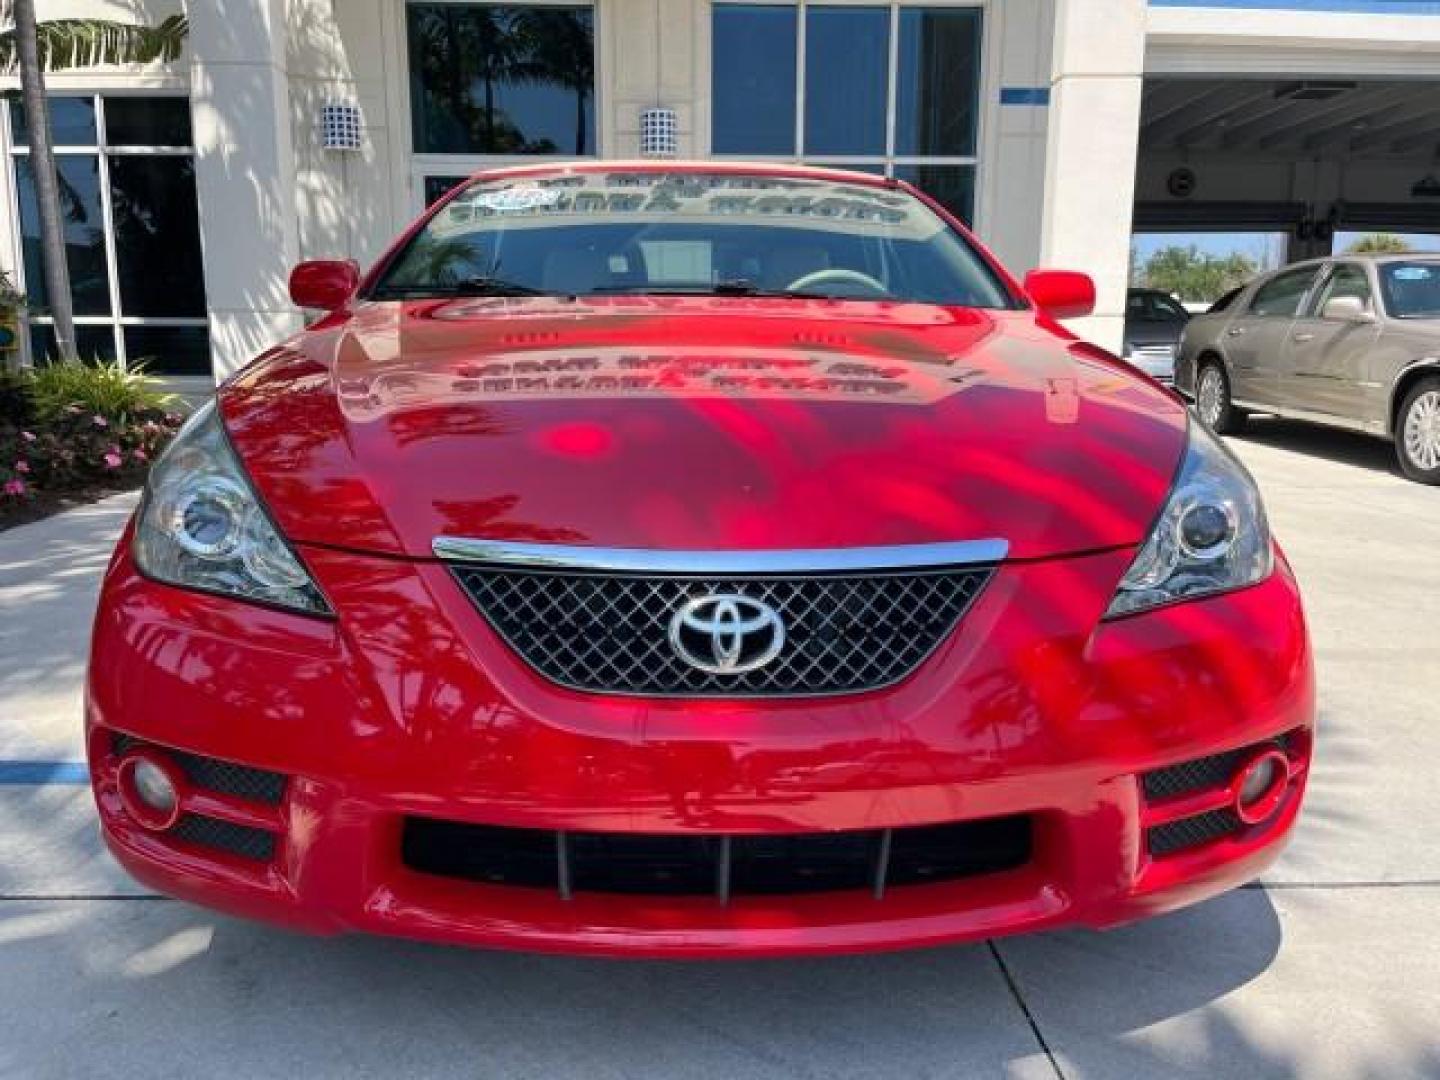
xmin=1131 ymin=77 xmax=1440 ymax=311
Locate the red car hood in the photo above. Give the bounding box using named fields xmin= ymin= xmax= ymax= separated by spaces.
xmin=220 ymin=297 xmax=1187 ymax=561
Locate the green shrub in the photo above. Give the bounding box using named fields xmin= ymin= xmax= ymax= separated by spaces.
xmin=27 ymin=358 xmax=174 ymax=424
xmin=1 ymin=362 xmax=185 ymax=515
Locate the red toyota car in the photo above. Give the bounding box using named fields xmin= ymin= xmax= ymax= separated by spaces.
xmin=87 ymin=163 xmax=1314 ymax=956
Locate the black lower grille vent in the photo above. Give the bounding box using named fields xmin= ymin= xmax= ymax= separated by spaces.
xmin=402 ymin=815 xmax=1032 ymax=901
xmin=172 ymin=813 xmax=277 ymax=862
xmin=112 ymin=733 xmax=286 ymax=806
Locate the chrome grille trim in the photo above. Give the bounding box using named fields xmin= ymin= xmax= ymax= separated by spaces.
xmin=432 ymin=537 xmax=1009 ymax=573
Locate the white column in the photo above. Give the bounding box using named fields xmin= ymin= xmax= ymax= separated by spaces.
xmin=186 ymin=0 xmax=303 ymax=379
xmin=978 ymin=0 xmax=1056 ymax=273
xmin=1039 ymin=0 xmax=1146 ymax=351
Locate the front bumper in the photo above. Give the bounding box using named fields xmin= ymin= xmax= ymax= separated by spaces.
xmin=87 ymin=531 xmax=1314 ymax=957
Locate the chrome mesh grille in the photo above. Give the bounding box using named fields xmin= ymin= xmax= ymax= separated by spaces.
xmin=449 ymin=565 xmax=994 ymax=697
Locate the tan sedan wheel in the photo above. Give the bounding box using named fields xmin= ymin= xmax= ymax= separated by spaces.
xmin=1195 ymin=362 xmax=1247 ymax=435
xmin=1397 ymin=378 xmax=1440 ymax=484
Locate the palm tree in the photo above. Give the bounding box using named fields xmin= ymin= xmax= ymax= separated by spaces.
xmin=0 ymin=6 xmax=187 ymax=363
xmin=512 ymin=10 xmax=594 ymax=156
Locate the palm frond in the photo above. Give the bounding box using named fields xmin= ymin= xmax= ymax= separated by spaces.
xmin=0 ymin=15 xmax=188 ymax=73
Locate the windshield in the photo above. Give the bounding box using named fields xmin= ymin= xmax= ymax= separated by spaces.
xmin=371 ymin=171 xmax=1017 ymax=307
xmin=1379 ymin=261 xmax=1440 ymax=319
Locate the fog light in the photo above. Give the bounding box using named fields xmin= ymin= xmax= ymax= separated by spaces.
xmin=118 ymin=753 xmax=183 ymax=831
xmin=1232 ymin=748 xmax=1289 ymax=825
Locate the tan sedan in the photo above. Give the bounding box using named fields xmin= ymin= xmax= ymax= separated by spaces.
xmin=1176 ymin=254 xmax=1440 ymax=483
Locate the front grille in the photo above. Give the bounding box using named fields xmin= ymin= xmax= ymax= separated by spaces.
xmin=111 ymin=734 xmax=286 ymax=805
xmin=402 ymin=815 xmax=1032 ymax=901
xmin=1147 ymin=809 xmax=1242 ymax=858
xmin=448 ymin=565 xmax=993 ymax=697
xmin=172 ymin=813 xmax=277 ymax=862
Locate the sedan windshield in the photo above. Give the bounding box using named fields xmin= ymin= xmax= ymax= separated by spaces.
xmin=371 ymin=171 xmax=1017 ymax=308
xmin=1379 ymin=261 xmax=1440 ymax=320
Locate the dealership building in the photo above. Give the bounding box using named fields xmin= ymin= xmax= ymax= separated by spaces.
xmin=6 ymin=0 xmax=1440 ymax=386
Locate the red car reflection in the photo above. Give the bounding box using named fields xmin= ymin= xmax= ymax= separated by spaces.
xmin=87 ymin=163 xmax=1313 ymax=956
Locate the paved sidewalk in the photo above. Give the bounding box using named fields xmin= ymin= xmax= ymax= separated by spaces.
xmin=1 ymin=428 xmax=1437 ymax=1079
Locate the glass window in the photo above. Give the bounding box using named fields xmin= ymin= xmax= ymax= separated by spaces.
xmin=1151 ymin=293 xmax=1190 ymax=320
xmin=105 ymin=97 xmax=193 ymax=146
xmin=892 ymin=163 xmax=974 ymax=225
xmin=425 ymin=175 xmax=472 ymax=206
xmin=1248 ymin=267 xmax=1319 ymax=318
xmin=712 ymin=5 xmax=797 ymax=155
xmin=895 ymin=8 xmax=980 ymax=157
xmin=29 ymin=324 xmax=118 ymax=364
xmin=16 ymin=156 xmax=111 ymax=316
xmin=374 ymin=171 xmax=1016 ymax=309
xmin=710 ymin=4 xmax=983 ymax=233
xmin=109 ymin=156 xmax=207 ymax=317
xmin=123 ymin=327 xmax=213 ymax=376
xmin=10 ymin=96 xmax=96 ymax=146
xmin=406 ymin=4 xmax=595 ymax=155
xmin=10 ymin=94 xmax=211 ymax=375
xmin=804 ymin=6 xmax=888 ymax=156
xmin=1309 ymin=263 xmax=1371 ymax=316
xmin=1379 ymin=261 xmax=1440 ymax=320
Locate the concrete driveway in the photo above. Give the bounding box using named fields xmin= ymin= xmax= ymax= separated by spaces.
xmin=2 ymin=420 xmax=1437 ymax=1079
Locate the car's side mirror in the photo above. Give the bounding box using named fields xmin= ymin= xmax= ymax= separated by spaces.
xmin=1024 ymin=269 xmax=1097 ymax=320
xmin=289 ymin=259 xmax=361 ymax=312
xmin=1320 ymin=296 xmax=1375 ymax=323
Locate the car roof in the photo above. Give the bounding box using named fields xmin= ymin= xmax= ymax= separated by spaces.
xmin=1331 ymin=252 xmax=1440 ymax=263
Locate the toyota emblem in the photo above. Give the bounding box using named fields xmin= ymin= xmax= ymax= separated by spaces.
xmin=668 ymin=594 xmax=786 ymax=675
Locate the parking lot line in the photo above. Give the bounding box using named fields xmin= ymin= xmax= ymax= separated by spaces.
xmin=0 ymin=761 xmax=89 ymax=784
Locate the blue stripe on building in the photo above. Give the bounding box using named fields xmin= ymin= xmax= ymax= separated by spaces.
xmin=1000 ymin=87 xmax=1051 ymax=106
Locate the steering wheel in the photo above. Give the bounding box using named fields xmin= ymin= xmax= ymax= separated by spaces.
xmin=785 ymin=267 xmax=889 ymax=297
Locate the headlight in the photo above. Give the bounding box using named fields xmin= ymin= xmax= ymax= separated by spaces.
xmin=1105 ymin=421 xmax=1273 ymax=618
xmin=133 ymin=401 xmax=331 ymax=616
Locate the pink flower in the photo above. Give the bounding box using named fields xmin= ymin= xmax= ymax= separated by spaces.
xmin=132 ymin=449 xmax=148 ymax=463
xmin=92 ymin=415 xmax=109 ymax=428
xmin=103 ymin=452 xmax=123 ymax=469
xmin=14 ymin=461 xmax=29 ymax=474
xmin=20 ymin=431 xmax=35 ymax=443
xmin=3 ymin=479 xmax=25 ymax=497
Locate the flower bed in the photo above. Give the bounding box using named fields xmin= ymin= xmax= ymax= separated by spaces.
xmin=1 ymin=362 xmax=185 ymax=528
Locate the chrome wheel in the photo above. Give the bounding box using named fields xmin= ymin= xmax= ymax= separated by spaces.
xmin=1197 ymin=367 xmax=1226 ymax=429
xmin=1402 ymin=389 xmax=1440 ymax=472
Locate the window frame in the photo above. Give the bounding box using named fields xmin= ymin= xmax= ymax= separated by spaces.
xmin=707 ymin=1 xmax=987 ymax=223
xmin=4 ymin=92 xmax=209 ymax=373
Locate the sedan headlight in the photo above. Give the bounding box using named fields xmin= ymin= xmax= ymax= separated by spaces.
xmin=134 ymin=401 xmax=331 ymax=616
xmin=1105 ymin=421 xmax=1272 ymax=618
